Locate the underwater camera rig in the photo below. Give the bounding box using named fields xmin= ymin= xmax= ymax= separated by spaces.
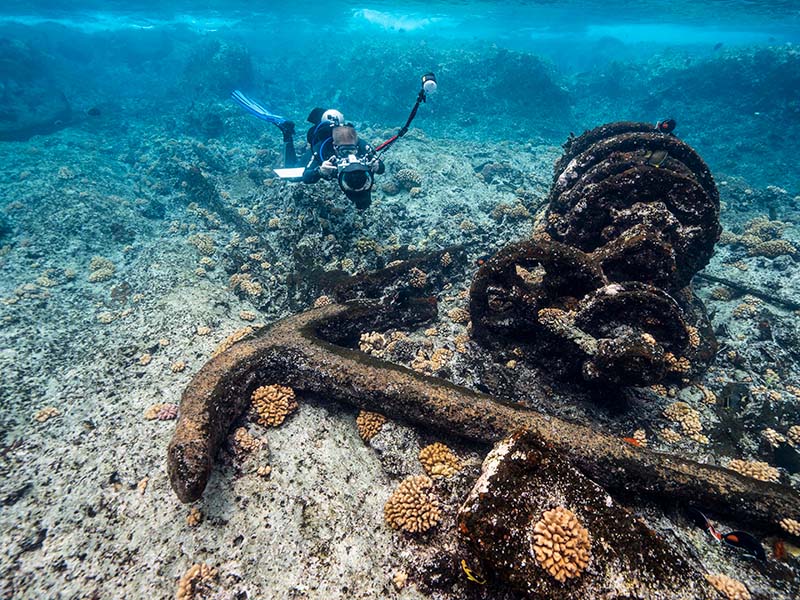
xmin=374 ymin=72 xmax=437 ymax=156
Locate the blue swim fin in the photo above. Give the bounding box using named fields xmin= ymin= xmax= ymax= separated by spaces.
xmin=231 ymin=90 xmax=286 ymax=125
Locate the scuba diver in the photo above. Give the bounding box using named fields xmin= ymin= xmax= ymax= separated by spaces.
xmin=231 ymin=73 xmax=436 ymax=210
xmin=230 ymin=94 xmax=383 ymax=210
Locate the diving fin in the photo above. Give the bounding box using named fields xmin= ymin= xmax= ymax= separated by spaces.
xmin=231 ymin=90 xmax=287 ymax=125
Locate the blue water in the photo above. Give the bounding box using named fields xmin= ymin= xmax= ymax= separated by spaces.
xmin=2 ymin=1 xmax=798 ymax=189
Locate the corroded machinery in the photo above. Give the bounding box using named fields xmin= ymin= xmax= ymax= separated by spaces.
xmin=470 ymin=122 xmax=722 ymax=386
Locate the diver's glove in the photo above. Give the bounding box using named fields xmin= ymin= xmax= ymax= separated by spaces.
xmin=367 ymin=157 xmax=385 ymax=175
xmin=319 ymin=159 xmax=337 ymax=178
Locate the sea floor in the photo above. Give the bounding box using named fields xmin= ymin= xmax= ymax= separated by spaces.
xmin=1 ymin=116 xmax=799 ymax=599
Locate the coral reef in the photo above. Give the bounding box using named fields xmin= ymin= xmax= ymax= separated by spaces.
xmin=383 ymin=475 xmax=441 ymax=533
xmin=175 ymin=563 xmax=217 ymax=600
xmin=470 ymin=122 xmax=720 ymax=386
xmin=704 ymin=573 xmax=751 ymax=600
xmin=779 ymin=517 xmax=800 ymax=537
xmin=531 ymin=506 xmax=591 ymax=583
xmin=726 ymin=459 xmax=780 ymax=483
xmin=418 ymin=442 xmax=461 ymax=478
xmin=251 ymin=384 xmax=298 ymax=427
xmin=356 ymin=410 xmax=387 ymax=441
xmin=3 ymin=21 xmax=800 ymax=600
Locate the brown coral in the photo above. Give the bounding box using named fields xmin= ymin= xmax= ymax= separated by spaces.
xmin=356 ymin=410 xmax=387 ymax=441
xmin=419 ymin=442 xmax=461 ymax=478
xmin=251 ymin=384 xmax=298 ymax=427
xmin=186 ymin=507 xmax=203 ymax=527
xmin=788 ymin=425 xmax=800 ymax=447
xmin=531 ymin=506 xmax=591 ymax=583
xmin=88 ymin=256 xmax=115 ymax=282
xmin=779 ymin=517 xmax=800 ymax=536
xmin=408 ymin=267 xmax=427 ymax=288
xmin=727 ymin=459 xmax=780 ymax=483
xmin=447 ymin=307 xmax=471 ymax=324
xmin=395 ymin=168 xmax=422 ymax=190
xmin=761 ymin=428 xmax=786 ymax=448
xmin=33 ymin=406 xmax=59 ymax=423
xmin=232 ymin=427 xmax=261 ymax=454
xmin=384 ymin=475 xmax=441 ymax=533
xmin=748 ymin=239 xmax=797 ymax=258
xmin=211 ymin=325 xmax=261 ymax=358
xmin=313 ymin=295 xmax=332 ymax=308
xmin=663 ymin=401 xmax=707 ymax=442
xmin=359 ymin=331 xmax=388 ymax=357
xmin=704 ymin=573 xmax=750 ymax=600
xmin=175 ymin=563 xmax=217 ymax=600
xmin=632 ymin=429 xmax=648 ymax=447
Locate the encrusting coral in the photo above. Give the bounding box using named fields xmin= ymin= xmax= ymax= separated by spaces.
xmin=394 ymin=168 xmax=422 ymax=190
xmin=531 ymin=506 xmax=591 ymax=583
xmin=664 ymin=401 xmax=707 ymax=443
xmin=779 ymin=517 xmax=800 ymax=536
xmin=727 ymin=459 xmax=780 ymax=483
xmin=384 ymin=475 xmax=441 ymax=533
xmin=704 ymin=573 xmax=750 ymax=600
xmin=175 ymin=563 xmax=217 ymax=600
xmin=419 ymin=442 xmax=461 ymax=478
xmin=251 ymin=384 xmax=297 ymax=427
xmin=356 ymin=410 xmax=387 ymax=441
xmin=232 ymin=427 xmax=261 ymax=454
xmin=144 ymin=403 xmax=179 ymax=421
xmin=211 ymin=325 xmax=261 ymax=358
xmin=33 ymin=406 xmax=59 ymax=423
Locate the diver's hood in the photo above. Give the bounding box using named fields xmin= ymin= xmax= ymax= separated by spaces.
xmin=307 ymin=107 xmax=326 ymax=124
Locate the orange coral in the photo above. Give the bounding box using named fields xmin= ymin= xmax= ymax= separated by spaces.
xmin=251 ymin=384 xmax=298 ymax=427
